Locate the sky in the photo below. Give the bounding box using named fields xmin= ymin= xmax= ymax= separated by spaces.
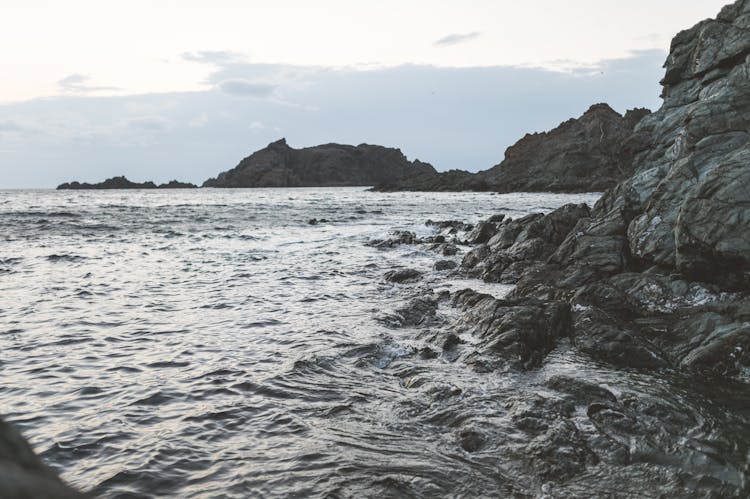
xmin=0 ymin=0 xmax=731 ymax=188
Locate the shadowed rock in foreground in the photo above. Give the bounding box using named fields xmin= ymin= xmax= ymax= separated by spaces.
xmin=0 ymin=418 xmax=85 ymax=498
xmin=202 ymin=138 xmax=435 ymax=188
xmin=57 ymin=176 xmax=197 ymax=190
xmin=374 ymin=104 xmax=651 ymax=193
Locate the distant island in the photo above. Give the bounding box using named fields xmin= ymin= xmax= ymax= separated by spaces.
xmin=57 ymin=176 xmax=197 ymax=190
xmin=57 ymin=105 xmax=651 ymax=193
xmin=202 ymin=138 xmax=435 ymax=188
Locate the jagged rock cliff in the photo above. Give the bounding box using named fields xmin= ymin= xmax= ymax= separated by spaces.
xmin=458 ymin=0 xmax=750 ymax=378
xmin=374 ymin=104 xmax=651 ymax=192
xmin=57 ymin=176 xmax=197 ymax=189
xmin=203 ymin=138 xmax=435 ymax=187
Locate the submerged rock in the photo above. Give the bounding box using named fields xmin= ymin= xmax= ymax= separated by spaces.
xmin=384 ymin=268 xmax=423 ymax=283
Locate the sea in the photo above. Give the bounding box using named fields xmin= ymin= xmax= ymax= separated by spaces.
xmin=1 ymin=187 xmax=748 ymax=497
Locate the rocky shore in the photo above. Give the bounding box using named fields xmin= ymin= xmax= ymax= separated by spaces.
xmin=57 ymin=176 xmax=197 ymax=190
xmin=373 ymin=0 xmax=750 ymax=492
xmin=384 ymin=0 xmax=750 ymax=383
xmin=7 ymin=1 xmax=748 ymax=496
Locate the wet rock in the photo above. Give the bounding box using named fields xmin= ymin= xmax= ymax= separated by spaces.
xmin=0 ymin=418 xmax=85 ymax=498
xmin=418 ymin=346 xmax=438 ymax=359
xmin=434 ymin=260 xmax=458 ymax=271
xmin=425 ymin=220 xmax=473 ymax=232
xmin=458 ymin=429 xmax=485 ymax=453
xmin=368 ymin=230 xmax=420 ymax=248
xmin=527 ymin=419 xmax=597 ymax=482
xmin=466 ymin=221 xmax=499 ymax=244
xmin=571 ymin=305 xmax=669 ymax=369
xmin=462 ymin=203 xmax=590 ymax=283
xmin=440 ymin=243 xmax=458 ymax=256
xmin=384 ymin=268 xmax=423 ymax=283
xmin=392 ymin=296 xmax=438 ymax=327
xmin=451 ymin=289 xmax=572 ymax=369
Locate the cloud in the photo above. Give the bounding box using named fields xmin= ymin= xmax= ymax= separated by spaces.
xmin=58 ymin=74 xmax=119 ymax=94
xmin=434 ymin=32 xmax=481 ymax=47
xmin=182 ymin=50 xmax=246 ymax=65
xmin=126 ymin=116 xmax=173 ymax=131
xmin=216 ymin=79 xmax=278 ymax=97
xmin=0 ymin=120 xmax=23 ymax=132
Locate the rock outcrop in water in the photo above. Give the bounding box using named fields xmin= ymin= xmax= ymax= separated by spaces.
xmin=202 ymin=138 xmax=435 ymax=188
xmin=57 ymin=176 xmax=197 ymax=189
xmin=374 ymin=104 xmax=651 ymax=192
xmin=453 ymin=0 xmax=750 ymax=377
xmin=0 ymin=418 xmax=84 ymax=498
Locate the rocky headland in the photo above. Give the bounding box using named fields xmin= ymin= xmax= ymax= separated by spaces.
xmin=202 ymin=138 xmax=435 ymax=188
xmin=374 ymin=103 xmax=652 ymax=192
xmin=57 ymin=176 xmax=197 ymax=190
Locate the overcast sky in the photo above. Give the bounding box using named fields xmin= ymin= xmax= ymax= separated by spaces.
xmin=0 ymin=0 xmax=730 ymax=188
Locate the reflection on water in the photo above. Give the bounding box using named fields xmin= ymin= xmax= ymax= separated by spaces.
xmin=1 ymin=188 xmax=747 ymax=497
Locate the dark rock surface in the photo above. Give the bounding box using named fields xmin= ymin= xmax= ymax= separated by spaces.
xmin=435 ymin=0 xmax=750 ymax=379
xmin=378 ymin=0 xmax=750 ymax=381
xmin=57 ymin=176 xmax=197 ymax=190
xmin=203 ymin=138 xmax=435 ymax=188
xmin=373 ymin=105 xmax=651 ymax=193
xmin=384 ymin=268 xmax=423 ymax=284
xmin=0 ymin=418 xmax=85 ymax=498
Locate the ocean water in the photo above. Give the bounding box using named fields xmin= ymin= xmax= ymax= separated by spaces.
xmin=1 ymin=187 xmax=748 ymax=498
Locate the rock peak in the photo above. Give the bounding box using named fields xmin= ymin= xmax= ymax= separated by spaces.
xmin=583 ymin=103 xmax=619 ymax=117
xmin=268 ymin=138 xmax=289 ymax=148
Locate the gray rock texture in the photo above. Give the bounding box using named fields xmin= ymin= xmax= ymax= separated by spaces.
xmin=449 ymin=0 xmax=750 ymax=379
xmin=203 ymin=138 xmax=435 ymax=187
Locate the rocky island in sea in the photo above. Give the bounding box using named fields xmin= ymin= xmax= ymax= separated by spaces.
xmin=57 ymin=176 xmax=197 ymax=189
xmin=3 ymin=0 xmax=750 ymax=497
xmin=202 ymin=138 xmax=435 ymax=187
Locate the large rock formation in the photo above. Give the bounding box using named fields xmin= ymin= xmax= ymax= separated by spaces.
xmin=57 ymin=176 xmax=197 ymax=189
xmin=455 ymin=0 xmax=750 ymax=378
xmin=203 ymin=138 xmax=435 ymax=187
xmin=374 ymin=104 xmax=651 ymax=192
